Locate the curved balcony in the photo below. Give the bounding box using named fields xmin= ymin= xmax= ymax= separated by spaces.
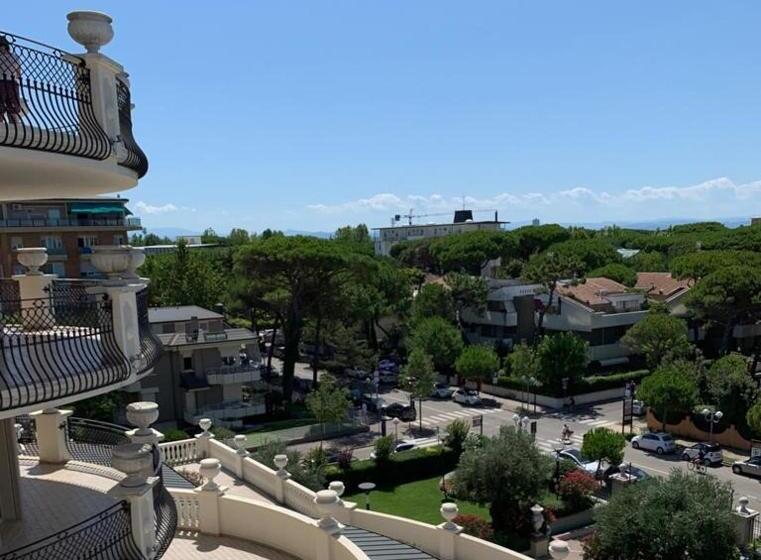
xmin=0 ymin=24 xmax=148 ymax=200
xmin=0 ymin=276 xmax=161 ymax=419
xmin=8 ymin=415 xmax=178 ymax=560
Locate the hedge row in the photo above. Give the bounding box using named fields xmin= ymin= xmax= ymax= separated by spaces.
xmin=495 ymin=369 xmax=650 ymax=397
xmin=325 ymin=445 xmax=459 ymax=491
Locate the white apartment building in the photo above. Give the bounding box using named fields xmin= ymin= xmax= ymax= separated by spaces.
xmin=373 ymin=210 xmax=507 ymax=256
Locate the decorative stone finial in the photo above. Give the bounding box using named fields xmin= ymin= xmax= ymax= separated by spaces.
xmin=738 ymin=496 xmax=751 ymax=514
xmin=531 ymin=503 xmax=545 ymax=533
xmin=314 ymin=490 xmax=342 ymax=534
xmin=197 ymin=418 xmax=214 ymax=438
xmin=233 ymin=434 xmax=249 ymax=456
xmin=91 ymin=245 xmax=132 ymax=281
xmin=440 ymin=502 xmax=460 ymax=531
xmin=199 ymin=458 xmax=222 ymax=491
xmin=124 ymin=247 xmax=146 ymax=280
xmin=16 ymin=248 xmax=48 ymax=276
xmin=274 ymin=454 xmax=290 ymax=478
xmin=549 ymin=540 xmax=570 ymax=559
xmin=111 ymin=443 xmax=153 ymax=488
xmin=67 ymin=11 xmax=114 ymax=53
xmin=328 ymin=481 xmax=345 ymax=499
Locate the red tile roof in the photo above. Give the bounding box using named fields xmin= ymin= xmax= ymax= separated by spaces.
xmin=557 ymin=277 xmax=628 ymax=307
xmin=635 ymin=272 xmax=690 ymax=300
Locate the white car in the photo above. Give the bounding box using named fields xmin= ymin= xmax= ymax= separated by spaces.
xmin=631 ymin=432 xmax=676 ymax=455
xmin=632 ymin=400 xmax=646 ymax=416
xmin=681 ymin=442 xmax=722 ymax=466
xmin=557 ymin=448 xmax=600 ymax=477
xmin=431 ymin=383 xmax=454 ymax=399
xmin=370 ymin=439 xmax=416 ymax=459
xmin=453 ymin=388 xmax=481 ymax=406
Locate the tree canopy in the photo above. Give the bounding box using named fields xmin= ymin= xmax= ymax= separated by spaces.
xmin=621 ymin=313 xmax=691 ymax=369
xmin=581 ymin=427 xmax=626 ymax=469
xmin=637 ymin=362 xmax=699 ymax=428
xmin=535 ymin=333 xmax=588 ymax=392
xmin=455 ymin=345 xmax=500 ymax=389
xmin=407 ymin=316 xmax=464 ymax=375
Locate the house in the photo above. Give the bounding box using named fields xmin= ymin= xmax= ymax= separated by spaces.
xmin=635 ymin=272 xmax=691 ymax=315
xmin=128 ymin=305 xmax=265 ymax=429
xmin=373 ymin=209 xmax=508 ymax=256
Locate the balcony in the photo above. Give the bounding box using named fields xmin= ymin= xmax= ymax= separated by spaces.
xmin=0 ymin=14 xmax=148 ymax=200
xmin=0 ymin=216 xmax=142 ymax=229
xmin=185 ymin=399 xmax=266 ymax=428
xmin=7 ymin=410 xmax=178 ymax=559
xmin=206 ymin=363 xmax=261 ymax=385
xmin=0 ymin=247 xmax=162 ymax=419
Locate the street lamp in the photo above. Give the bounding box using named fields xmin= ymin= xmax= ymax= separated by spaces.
xmin=358 ymin=482 xmax=376 ymax=510
xmin=702 ymin=408 xmax=723 ymax=442
xmin=392 ymin=417 xmax=400 ymax=442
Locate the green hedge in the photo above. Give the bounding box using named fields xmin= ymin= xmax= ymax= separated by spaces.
xmin=325 ymin=445 xmax=459 ymax=491
xmin=495 ymin=369 xmax=650 ymax=397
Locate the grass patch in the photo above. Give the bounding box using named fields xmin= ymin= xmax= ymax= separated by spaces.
xmin=344 ymin=476 xmax=490 ymax=525
xmin=244 ymin=418 xmax=317 ymax=434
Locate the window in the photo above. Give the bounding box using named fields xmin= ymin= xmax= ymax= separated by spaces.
xmin=47 ymin=208 xmax=61 ymax=221
xmin=183 ymin=356 xmax=193 ymax=371
xmin=40 ymin=235 xmax=63 ymax=249
xmin=10 ymin=237 xmax=22 ymax=250
xmin=78 ymin=236 xmax=98 ymax=248
xmin=113 ymin=234 xmax=125 ymax=245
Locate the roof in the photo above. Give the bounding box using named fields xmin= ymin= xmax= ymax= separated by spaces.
xmin=373 ymin=220 xmax=507 ymax=230
xmin=635 ymin=272 xmax=690 ymax=300
xmin=558 ymin=277 xmax=629 ymax=307
xmin=148 ymin=305 xmax=223 ymax=324
xmin=157 ymin=328 xmax=257 ymax=348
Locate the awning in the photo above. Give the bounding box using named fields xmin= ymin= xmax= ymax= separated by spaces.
xmin=69 ymin=202 xmax=131 ymax=215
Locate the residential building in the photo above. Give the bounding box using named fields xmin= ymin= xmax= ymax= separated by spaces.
xmin=634 ymin=272 xmax=691 ymax=314
xmin=127 ymin=305 xmax=265 ymax=429
xmin=373 ymin=209 xmax=507 ymax=256
xmin=0 ymin=197 xmax=142 ymax=278
xmin=143 ymin=242 xmax=218 ymax=256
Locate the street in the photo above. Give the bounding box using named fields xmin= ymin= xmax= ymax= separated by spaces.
xmin=291 ymin=375 xmax=761 ymax=510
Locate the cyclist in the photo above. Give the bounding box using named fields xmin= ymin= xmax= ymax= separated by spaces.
xmin=561 ymin=424 xmax=573 ymax=443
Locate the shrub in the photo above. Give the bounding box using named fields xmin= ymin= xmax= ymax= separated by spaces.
xmin=177 ymin=468 xmax=204 ymax=487
xmin=558 ymin=470 xmax=598 ymax=513
xmin=210 ymin=426 xmax=235 ymax=442
xmin=374 ymin=436 xmax=393 ymax=463
xmin=304 ymin=446 xmax=328 ymax=468
xmin=444 ymin=419 xmax=471 ymax=455
xmin=337 ymin=448 xmax=353 ymax=470
xmin=453 ymin=514 xmax=494 ymax=540
xmin=162 ymin=428 xmax=190 ymax=442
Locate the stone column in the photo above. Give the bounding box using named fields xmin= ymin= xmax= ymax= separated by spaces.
xmin=13 ymin=248 xmax=55 ymax=331
xmin=734 ymin=497 xmax=759 ymax=547
xmin=195 ymin=458 xmax=225 ymax=536
xmin=195 ymin=418 xmax=215 ymax=458
xmin=31 ymin=408 xmax=73 ymax=464
xmin=111 ymin=442 xmax=158 ymax=559
xmin=437 ymin=503 xmax=462 ymax=560
xmin=273 ymin=454 xmax=290 ymax=504
xmin=125 ymin=401 xmax=164 ymax=478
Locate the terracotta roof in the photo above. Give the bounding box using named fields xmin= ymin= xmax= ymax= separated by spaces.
xmin=635 ymin=272 xmax=690 ymax=300
xmin=557 ymin=277 xmax=628 ymax=307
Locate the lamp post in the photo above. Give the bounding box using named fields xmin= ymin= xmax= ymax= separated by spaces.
xmin=702 ymin=408 xmax=723 ymax=442
xmin=392 ymin=417 xmax=400 ymax=442
xmin=358 ymin=482 xmax=376 ymax=510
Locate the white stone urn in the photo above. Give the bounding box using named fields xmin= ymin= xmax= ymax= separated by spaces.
xmin=233 ymin=434 xmax=249 ymax=456
xmin=274 ymin=454 xmax=289 ymax=478
xmin=112 ymin=443 xmax=153 ymax=488
xmin=440 ymin=502 xmax=460 ymax=531
xmin=15 ymin=248 xmax=48 ymax=276
xmin=67 ymin=11 xmax=114 ymax=53
xmin=328 ymin=481 xmax=345 ymax=499
xmin=549 ymin=540 xmax=570 ymax=560
xmin=124 ymin=247 xmax=145 ymax=280
xmin=314 ymin=490 xmax=342 ymax=534
xmin=199 ymin=458 xmax=222 ymax=491
xmin=197 ymin=418 xmax=213 ymax=438
xmin=531 ymin=503 xmax=545 ymax=534
xmin=126 ymin=401 xmax=159 ymax=431
xmin=91 ymin=245 xmax=132 ymax=280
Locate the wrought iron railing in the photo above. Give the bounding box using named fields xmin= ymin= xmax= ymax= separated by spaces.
xmin=0 ymin=217 xmax=140 ymax=228
xmin=151 ymin=446 xmax=178 ymax=558
xmin=0 ymin=501 xmax=144 ymax=560
xmin=0 ymin=31 xmax=111 ymax=160
xmin=115 ymin=79 xmax=148 ymax=178
xmin=136 ymin=286 xmax=162 ymax=374
xmin=0 ymin=278 xmax=130 ymax=412
xmin=66 ymin=417 xmax=130 ymax=465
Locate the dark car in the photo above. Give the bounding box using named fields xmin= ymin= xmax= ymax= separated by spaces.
xmin=382 ymin=402 xmax=417 ymax=422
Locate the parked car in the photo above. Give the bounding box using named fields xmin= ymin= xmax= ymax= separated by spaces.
xmin=610 ymin=464 xmax=650 ymax=482
xmin=733 ymin=456 xmax=761 ymax=478
xmin=382 ymin=402 xmax=416 ymax=422
xmin=557 ymin=448 xmax=601 ymax=477
xmin=681 ymin=442 xmax=723 ymax=466
xmin=377 ymin=370 xmax=397 ymax=384
xmin=360 ymin=395 xmax=386 ymax=413
xmin=370 ymin=439 xmax=416 ymax=459
xmin=431 ymin=383 xmax=454 ymax=399
xmin=631 ymin=432 xmax=676 ymax=455
xmin=632 ymin=400 xmax=646 ymax=416
xmin=453 ymin=388 xmax=481 ymax=406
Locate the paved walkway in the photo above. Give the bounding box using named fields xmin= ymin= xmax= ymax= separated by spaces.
xmin=174 ymin=463 xmax=274 ymax=503
xmin=165 ymin=532 xmax=299 ymax=560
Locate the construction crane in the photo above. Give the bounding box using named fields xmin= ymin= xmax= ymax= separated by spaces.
xmin=392 ymin=208 xmax=500 ymax=226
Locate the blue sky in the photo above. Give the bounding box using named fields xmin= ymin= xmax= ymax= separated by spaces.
xmin=7 ymin=2 xmax=761 ymax=233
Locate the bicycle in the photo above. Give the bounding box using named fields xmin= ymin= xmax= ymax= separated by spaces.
xmin=688 ymin=458 xmax=707 ymax=474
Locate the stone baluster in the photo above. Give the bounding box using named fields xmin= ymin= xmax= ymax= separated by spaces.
xmin=111 ymin=442 xmax=158 ymax=559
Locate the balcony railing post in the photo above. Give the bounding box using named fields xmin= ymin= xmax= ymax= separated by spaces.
xmin=125 ymin=401 xmax=164 ymax=479
xmin=111 ymin=442 xmax=159 ymax=559
xmin=80 ymin=53 xmax=122 ymax=145
xmin=30 ymin=408 xmax=73 ymax=464
xmin=12 ymin=247 xmax=55 ymax=330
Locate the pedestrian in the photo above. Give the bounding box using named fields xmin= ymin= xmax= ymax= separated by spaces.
xmin=0 ymin=37 xmax=21 ymax=125
xmin=569 ymin=396 xmax=576 ymax=411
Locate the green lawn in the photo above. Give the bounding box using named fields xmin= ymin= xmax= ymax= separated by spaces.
xmin=344 ymin=476 xmax=490 ymax=525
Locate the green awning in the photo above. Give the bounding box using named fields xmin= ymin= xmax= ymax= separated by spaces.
xmin=69 ymin=202 xmax=131 ymax=215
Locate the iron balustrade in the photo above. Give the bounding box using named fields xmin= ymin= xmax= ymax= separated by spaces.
xmin=65 ymin=417 xmax=130 ymax=466
xmin=116 ymin=79 xmax=148 ymax=178
xmin=151 ymin=446 xmax=179 ymax=559
xmin=0 ymin=31 xmax=111 ymax=160
xmin=0 ymin=278 xmax=130 ymax=412
xmin=136 ymin=287 xmax=162 ymax=375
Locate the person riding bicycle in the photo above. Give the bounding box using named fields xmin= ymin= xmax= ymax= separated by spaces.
xmin=697 ymin=447 xmax=706 ymax=465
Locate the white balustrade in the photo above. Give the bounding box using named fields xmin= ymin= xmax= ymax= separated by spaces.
xmin=160 ymin=439 xmax=200 ymax=466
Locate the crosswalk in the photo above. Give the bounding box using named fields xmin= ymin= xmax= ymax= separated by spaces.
xmin=418 ymin=407 xmax=500 ymax=428
xmin=535 ymin=434 xmax=584 ymax=453
xmin=576 ymin=418 xmax=621 ymax=429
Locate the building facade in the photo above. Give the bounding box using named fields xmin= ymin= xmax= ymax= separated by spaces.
xmin=129 ymin=305 xmax=265 ymax=429
xmin=373 ymin=210 xmax=507 ymax=256
xmin=0 ymin=198 xmax=141 ymax=278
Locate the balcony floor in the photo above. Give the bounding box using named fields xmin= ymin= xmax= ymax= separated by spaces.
xmin=166 ymin=533 xmax=299 ymax=560
xmin=0 ymin=460 xmax=120 ymax=553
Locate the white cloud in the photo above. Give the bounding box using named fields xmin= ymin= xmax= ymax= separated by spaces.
xmin=134 ymin=201 xmax=196 ymax=215
xmin=305 ymin=177 xmax=761 ymax=223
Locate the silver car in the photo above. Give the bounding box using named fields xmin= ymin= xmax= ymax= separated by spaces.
xmin=732 ymin=456 xmax=761 ymax=478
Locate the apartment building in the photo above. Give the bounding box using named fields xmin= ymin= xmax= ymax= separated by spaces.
xmin=373 ymin=209 xmax=507 ymax=256
xmin=130 ymin=305 xmax=265 ymax=429
xmin=0 ymin=198 xmax=142 ymax=277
